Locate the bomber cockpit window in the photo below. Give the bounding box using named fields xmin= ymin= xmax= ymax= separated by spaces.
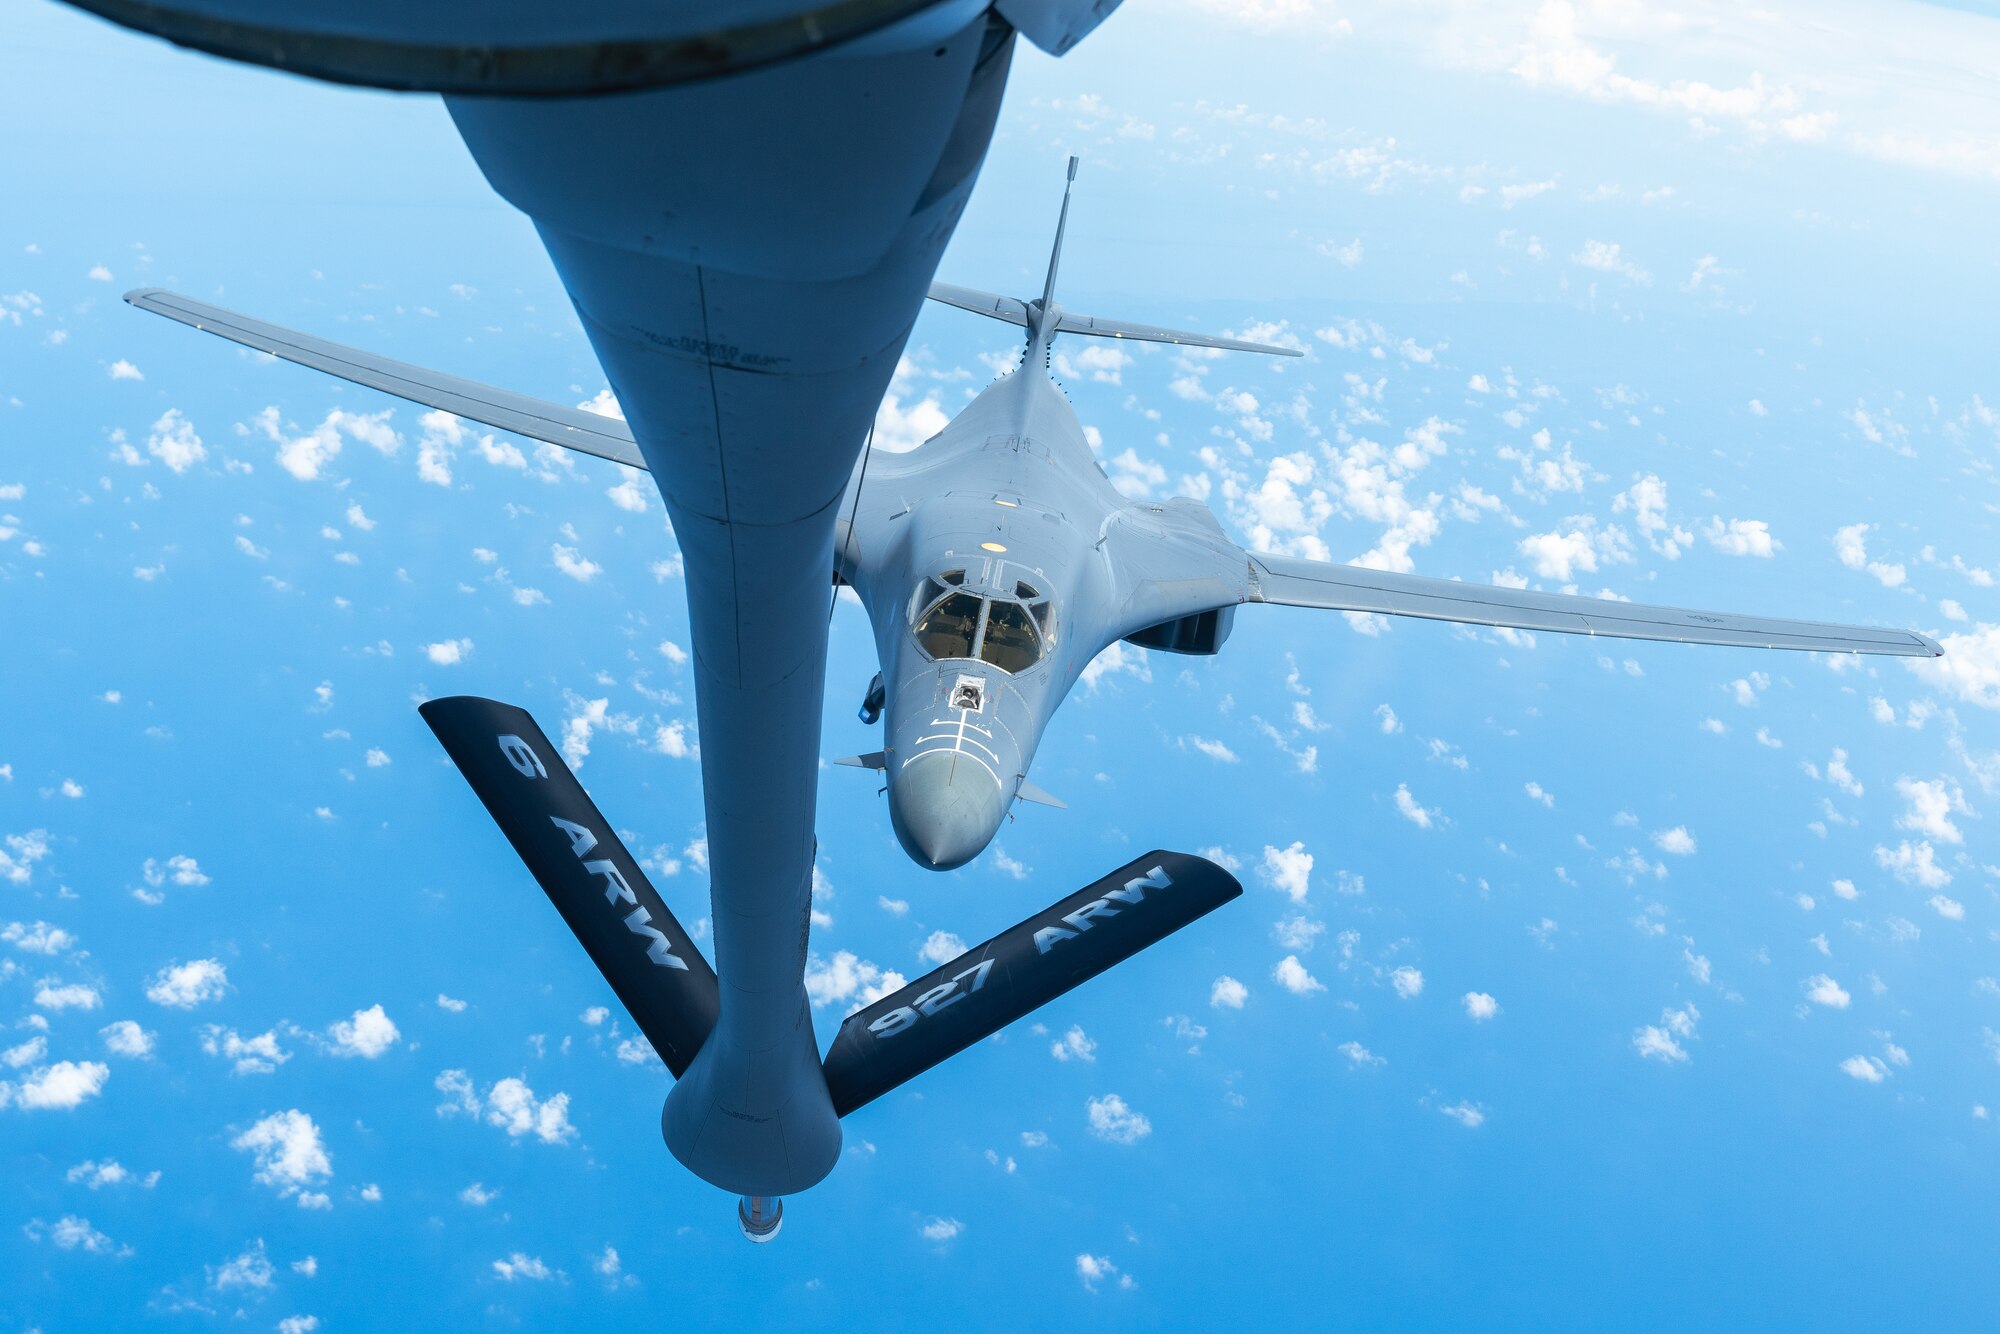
xmin=910 ymin=574 xmax=1054 ymax=673
xmin=914 ymin=591 xmax=983 ymax=661
xmin=979 ymin=601 xmax=1041 ymax=674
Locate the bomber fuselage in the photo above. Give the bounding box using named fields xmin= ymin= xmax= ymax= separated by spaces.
xmin=837 ymin=327 xmax=1250 ymax=869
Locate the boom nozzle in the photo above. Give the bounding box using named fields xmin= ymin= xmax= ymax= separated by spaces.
xmin=738 ymin=1194 xmax=783 ymax=1243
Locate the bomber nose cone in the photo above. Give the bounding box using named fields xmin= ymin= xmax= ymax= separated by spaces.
xmin=890 ymin=750 xmax=1006 ymax=871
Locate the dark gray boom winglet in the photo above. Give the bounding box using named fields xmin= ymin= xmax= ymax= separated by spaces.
xmin=822 ymin=850 xmax=1241 ymax=1117
xmin=420 ymin=695 xmax=718 ymax=1078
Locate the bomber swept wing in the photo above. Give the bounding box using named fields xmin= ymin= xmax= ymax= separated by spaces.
xmin=123 ymin=289 xmax=646 ymax=471
xmin=1246 ymin=552 xmax=1943 ymax=658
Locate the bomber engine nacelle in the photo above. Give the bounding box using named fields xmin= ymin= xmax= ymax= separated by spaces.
xmin=1122 ymin=604 xmax=1236 ymax=656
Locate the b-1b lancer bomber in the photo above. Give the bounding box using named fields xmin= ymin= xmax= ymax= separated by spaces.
xmin=828 ymin=162 xmax=1943 ymax=871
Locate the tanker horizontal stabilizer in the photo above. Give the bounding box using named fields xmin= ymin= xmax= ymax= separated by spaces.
xmin=124 ymin=288 xmax=647 ymax=471
xmin=822 ymin=850 xmax=1240 ymax=1116
xmin=420 ymin=695 xmax=718 ymax=1077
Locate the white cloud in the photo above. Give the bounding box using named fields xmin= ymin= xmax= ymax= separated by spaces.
xmin=1272 ymin=955 xmax=1325 ymax=995
xmin=1389 ymin=966 xmax=1424 ymax=999
xmin=1652 ymin=826 xmax=1697 ymax=855
xmin=26 ymin=1215 xmax=119 ymax=1253
xmin=921 ymin=1216 xmax=963 ymax=1243
xmin=496 ymin=1079 xmax=577 ymax=1143
xmin=0 ymin=828 xmax=52 ymax=885
xmin=1832 ymin=523 xmax=1907 ymax=587
xmin=606 ymin=468 xmax=650 ymax=512
xmin=436 ymin=994 xmax=468 ymax=1013
xmin=1081 ymin=640 xmax=1151 ymax=691
xmin=1875 ymin=840 xmax=1951 ymax=889
xmin=255 ymin=405 xmax=398 ymax=482
xmin=1076 ymin=1253 xmax=1126 ymax=1292
xmin=1393 ymin=784 xmax=1435 ymax=828
xmin=1439 ymin=1100 xmax=1486 ymax=1128
xmin=1524 ymin=781 xmax=1555 ymax=808
xmin=1085 ymin=1093 xmax=1152 ymax=1145
xmin=2 ymin=1059 xmax=110 ymax=1111
xmin=1804 ymin=974 xmax=1852 ymax=1008
xmin=1895 ymin=777 xmax=1971 ymax=844
xmin=1909 ymin=624 xmax=2000 ymax=709
xmin=423 ymin=638 xmax=473 ymax=666
xmin=99 ymin=1020 xmax=155 ymax=1058
xmin=1182 ymin=734 xmax=1239 ymax=763
xmin=1463 ymin=992 xmax=1499 ymax=1021
xmin=492 ymin=1253 xmax=555 ymax=1282
xmin=1274 ymin=914 xmax=1326 ymax=952
xmin=804 ymin=951 xmax=905 ymax=1012
xmin=436 ymin=1069 xmax=576 ymax=1144
xmin=1571 ymin=239 xmax=1650 ymax=284
xmin=1210 ymin=975 xmax=1248 ymax=1009
xmin=232 ymin=1109 xmax=332 ymax=1198
xmin=35 ymin=982 xmax=100 ymax=1012
xmin=1337 ymin=1041 xmax=1385 ymax=1069
xmin=3 ymin=920 xmax=74 ymax=955
xmin=4 ymin=1036 xmax=46 ymax=1068
xmin=1259 ymin=842 xmax=1313 ymax=902
xmin=143 ymin=853 xmax=210 ymax=888
xmin=1634 ymin=1003 xmax=1700 ymax=1062
xmin=108 ymin=359 xmax=144 ymax=381
xmin=146 ymin=958 xmax=228 ymax=1008
xmin=146 ymin=408 xmax=206 ymax=472
xmin=66 ymin=1159 xmax=156 ymax=1190
xmin=326 ymin=1004 xmax=400 ymax=1059
xmin=1519 ymin=526 xmax=1597 ymax=581
xmin=202 ymin=1025 xmax=291 ymax=1076
xmin=871 ymin=357 xmax=953 ymax=454
xmin=551 ymin=543 xmax=602 ymax=582
xmin=212 ymin=1240 xmax=276 ymax=1290
xmin=1050 ymin=1025 xmax=1097 ymax=1062
xmin=1702 ymin=517 xmax=1779 ymax=557
xmin=919 ymin=931 xmax=967 ymax=966
xmin=1840 ymin=1055 xmax=1888 ymax=1083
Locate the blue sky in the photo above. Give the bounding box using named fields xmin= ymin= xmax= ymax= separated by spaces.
xmin=4 ymin=1 xmax=1999 ymax=1328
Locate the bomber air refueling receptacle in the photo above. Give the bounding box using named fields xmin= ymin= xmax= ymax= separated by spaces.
xmin=78 ymin=0 xmax=1938 ymax=1241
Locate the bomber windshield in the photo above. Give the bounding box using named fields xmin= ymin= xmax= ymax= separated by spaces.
xmin=910 ymin=580 xmax=1051 ymax=673
xmin=914 ymin=591 xmax=983 ymax=661
xmin=979 ymin=601 xmax=1040 ymax=673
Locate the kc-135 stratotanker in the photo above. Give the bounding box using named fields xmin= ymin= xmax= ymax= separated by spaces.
xmin=125 ymin=163 xmax=1937 ymax=1238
